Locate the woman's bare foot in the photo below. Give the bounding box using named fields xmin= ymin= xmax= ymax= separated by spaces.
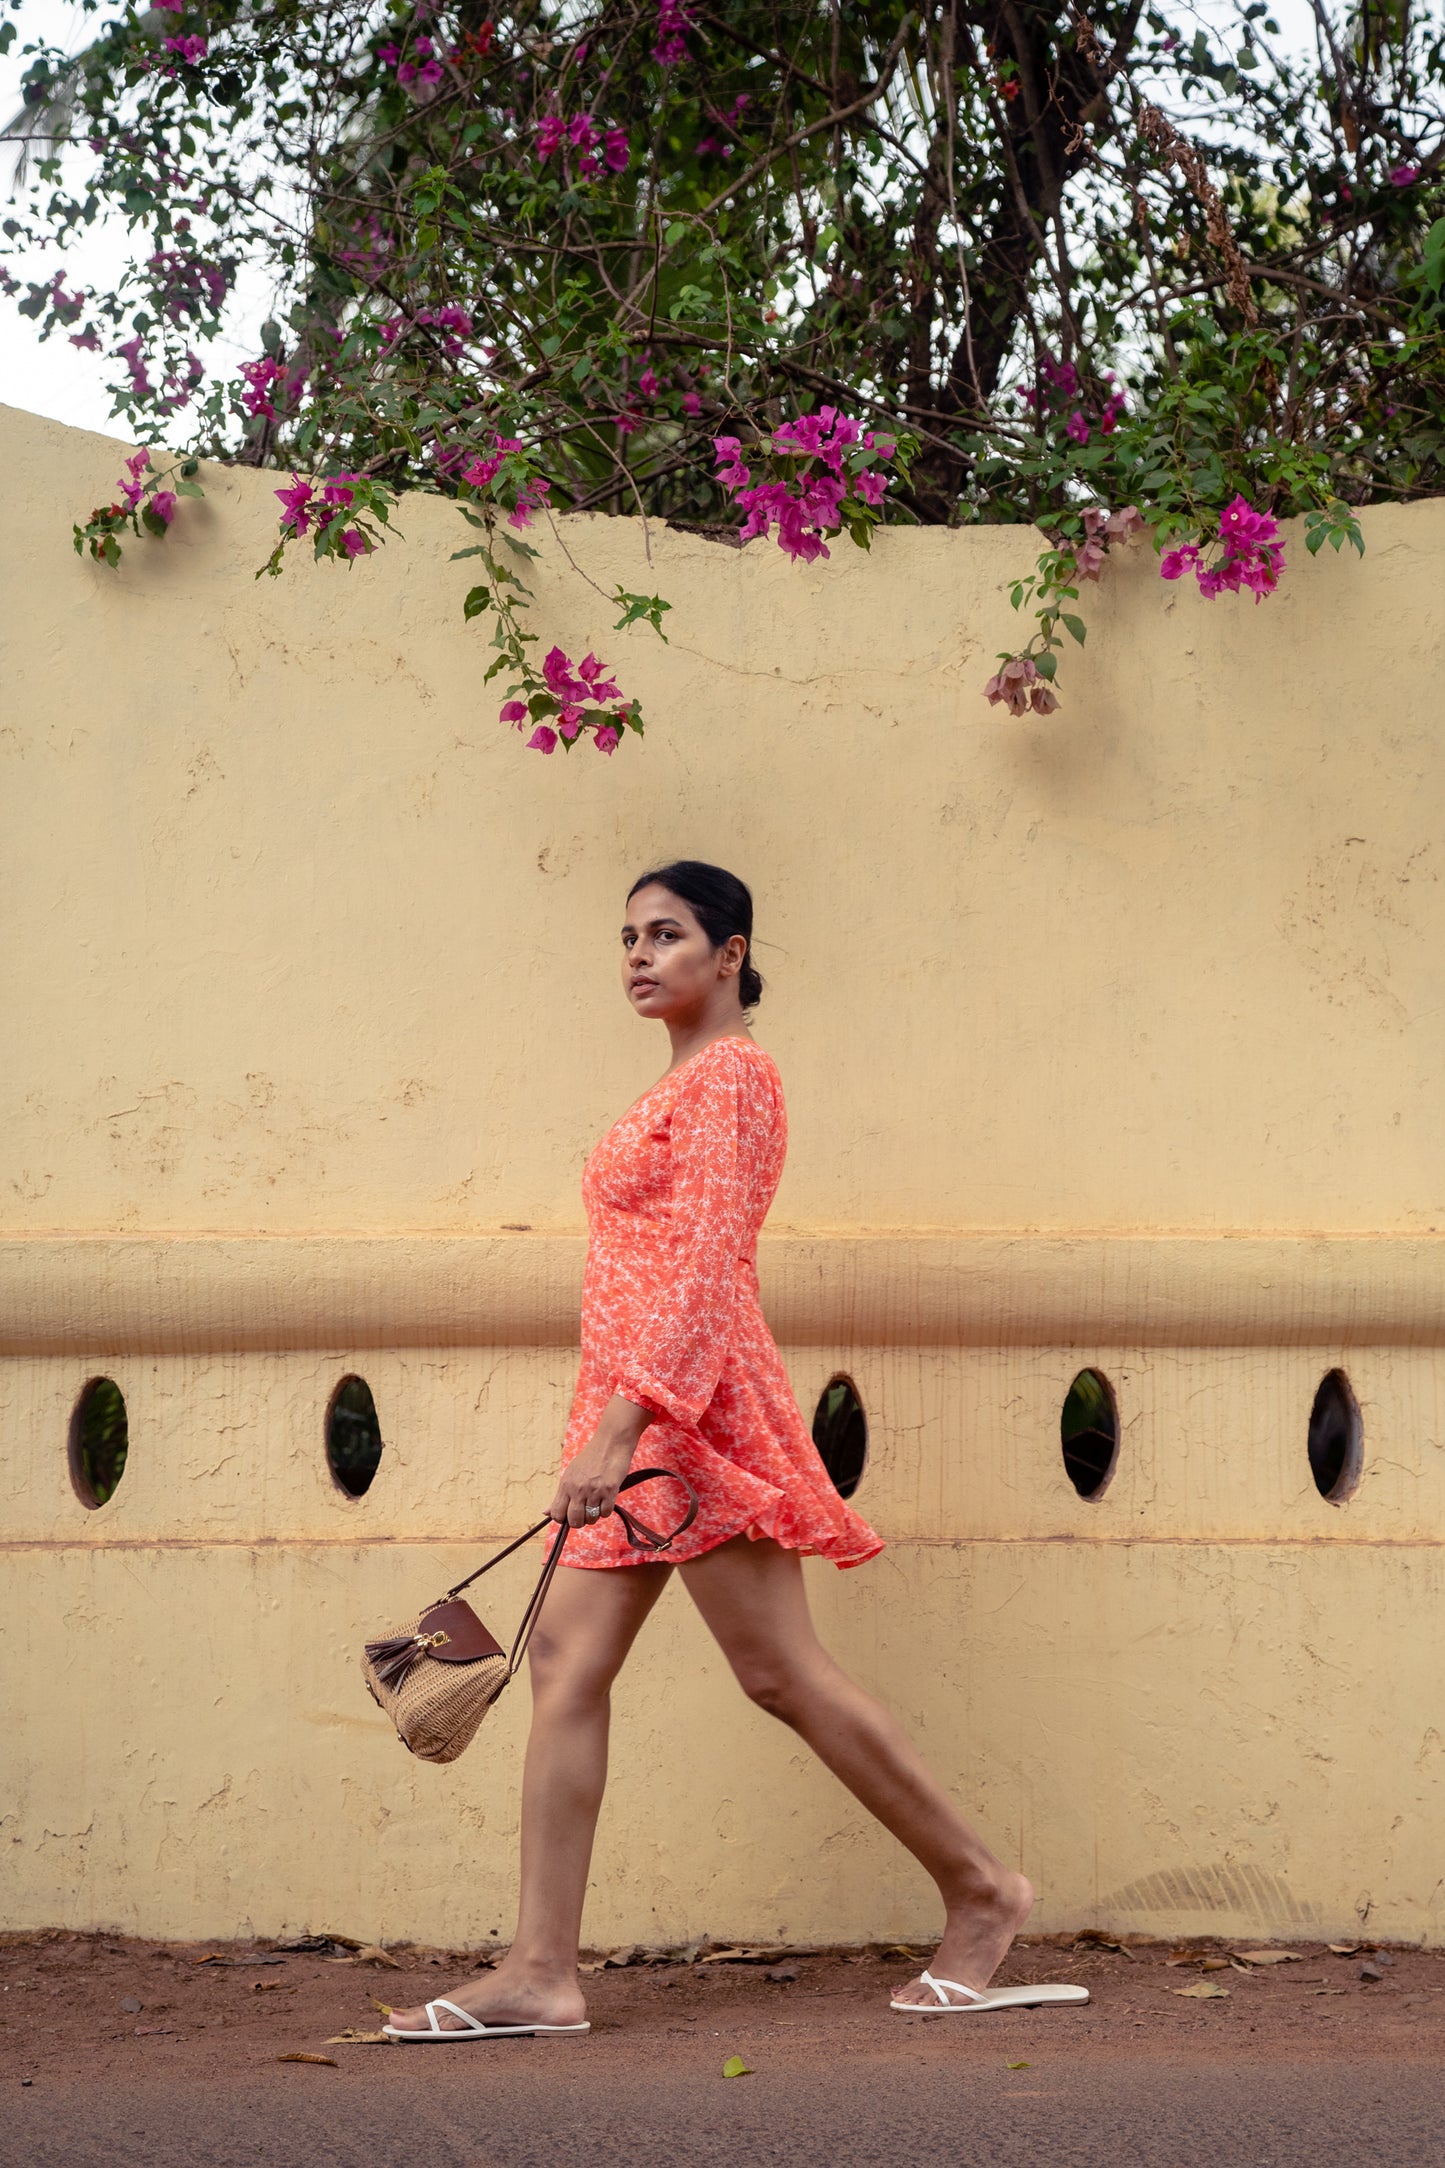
xmin=385 ymin=1953 xmax=587 ymax=2035
xmin=890 ymin=1868 xmax=1035 ymax=2009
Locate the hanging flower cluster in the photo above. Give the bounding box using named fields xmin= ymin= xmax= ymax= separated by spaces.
xmin=713 ymin=408 xmax=906 ymax=564
xmin=72 ymin=448 xmax=204 ymax=565
xmin=987 ymin=503 xmax=1145 ymax=716
xmin=1161 ymin=495 xmax=1285 ymax=598
xmin=265 ymin=471 xmax=397 ymax=570
xmin=653 ymin=1 xmax=693 ymax=66
xmin=502 ymin=647 xmax=637 ymax=756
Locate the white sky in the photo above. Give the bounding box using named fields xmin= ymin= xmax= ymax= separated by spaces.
xmin=1 ymin=0 xmax=1325 ymax=439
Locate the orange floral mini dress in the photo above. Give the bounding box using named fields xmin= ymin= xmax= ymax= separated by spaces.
xmin=555 ymin=1034 xmax=884 ymax=1570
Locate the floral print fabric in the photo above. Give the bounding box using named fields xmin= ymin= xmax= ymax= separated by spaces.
xmin=556 ymin=1035 xmax=884 ymax=1570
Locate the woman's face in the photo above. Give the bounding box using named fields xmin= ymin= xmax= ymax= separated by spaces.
xmin=620 ymin=883 xmax=744 ymax=1021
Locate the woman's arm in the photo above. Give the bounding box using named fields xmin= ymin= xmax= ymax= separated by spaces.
xmin=550 ymin=1393 xmax=655 ymax=1528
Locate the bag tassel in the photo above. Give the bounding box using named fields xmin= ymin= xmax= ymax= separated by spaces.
xmin=365 ymin=1628 xmax=450 ymax=1691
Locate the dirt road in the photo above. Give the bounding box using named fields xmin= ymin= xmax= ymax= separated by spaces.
xmin=4 ymin=1931 xmax=1442 ymax=2167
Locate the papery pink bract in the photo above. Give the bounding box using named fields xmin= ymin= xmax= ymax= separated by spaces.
xmin=527 ymin=725 xmax=558 ymax=754
xmin=604 ymin=129 xmax=630 ymax=172
xmin=499 ymin=700 xmax=529 ymax=725
xmin=149 ymin=490 xmax=177 ymax=526
xmin=594 ymin=725 xmax=620 ymax=754
xmin=340 ymin=527 xmax=367 ymax=559
xmin=275 ymin=476 xmax=313 ymax=536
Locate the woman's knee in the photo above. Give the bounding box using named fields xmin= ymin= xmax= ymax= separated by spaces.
xmin=526 ymin=1619 xmax=624 ymax=1705
xmin=732 ymin=1650 xmax=814 ymax=1724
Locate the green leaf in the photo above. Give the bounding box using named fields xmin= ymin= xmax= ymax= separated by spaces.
xmin=721 ymin=2055 xmax=753 ymax=2079
xmin=462 ymin=585 xmax=491 ymax=619
xmin=1035 ymin=649 xmax=1057 ymax=680
xmin=1062 ymin=614 xmax=1087 ymax=646
xmin=1006 ymin=2060 xmax=1032 ymax=2070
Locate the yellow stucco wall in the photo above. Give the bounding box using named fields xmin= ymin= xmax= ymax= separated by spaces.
xmin=3 ymin=402 xmax=1443 ymax=1949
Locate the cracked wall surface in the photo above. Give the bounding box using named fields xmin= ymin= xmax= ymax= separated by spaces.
xmin=2 ymin=404 xmax=1443 ymax=1945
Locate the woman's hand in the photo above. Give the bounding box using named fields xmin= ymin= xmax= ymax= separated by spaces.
xmin=550 ymin=1395 xmax=655 ymax=1528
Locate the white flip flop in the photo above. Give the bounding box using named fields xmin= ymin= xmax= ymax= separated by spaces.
xmin=891 ymin=1968 xmax=1090 ymax=2015
xmin=382 ymin=1997 xmax=591 ymax=2043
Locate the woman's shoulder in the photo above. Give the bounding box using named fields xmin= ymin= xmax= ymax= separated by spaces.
xmin=692 ymin=1034 xmax=779 ymax=1081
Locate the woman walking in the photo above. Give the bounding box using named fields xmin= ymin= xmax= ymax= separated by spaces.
xmin=386 ymin=860 xmax=1080 ymax=2039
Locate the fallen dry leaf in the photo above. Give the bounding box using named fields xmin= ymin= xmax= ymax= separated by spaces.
xmin=721 ymin=2053 xmax=753 ymax=2078
xmin=1328 ymin=1943 xmax=1360 ymax=1956
xmin=370 ymin=1998 xmax=393 ymax=2016
xmin=324 ymin=2030 xmax=391 ymax=2045
xmin=698 ymin=1949 xmax=748 ymax=1965
xmin=1073 ymin=1931 xmax=1132 ymax=1958
xmin=1200 ymin=1957 xmax=1232 ymax=1972
xmin=1235 ymin=1949 xmax=1303 ymax=1966
xmin=1171 ymin=1981 xmax=1230 ymax=1999
xmin=354 ymin=1945 xmax=401 ymax=1969
xmin=1006 ymin=2060 xmax=1032 ymax=2070
xmin=277 ymin=2052 xmax=338 ymax=2067
xmin=603 ymin=1946 xmax=640 ymax=1969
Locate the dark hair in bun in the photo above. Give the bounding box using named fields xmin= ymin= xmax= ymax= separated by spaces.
xmin=627 ymin=859 xmax=763 ymax=1010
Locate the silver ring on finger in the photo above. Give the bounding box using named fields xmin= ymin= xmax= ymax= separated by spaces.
xmin=585 ymin=1504 xmax=601 ymax=1522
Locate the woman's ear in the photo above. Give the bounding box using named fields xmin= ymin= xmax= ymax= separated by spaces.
xmin=720 ymin=933 xmax=748 ymax=979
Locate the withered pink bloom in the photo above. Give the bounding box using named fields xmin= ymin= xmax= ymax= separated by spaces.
xmin=1107 ymin=505 xmax=1144 ymax=539
xmin=1029 ymin=683 xmax=1059 ymax=714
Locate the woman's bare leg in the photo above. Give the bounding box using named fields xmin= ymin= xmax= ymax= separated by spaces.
xmin=386 ymin=1558 xmax=670 ymax=2034
xmin=679 ymin=1536 xmax=1033 ymax=2009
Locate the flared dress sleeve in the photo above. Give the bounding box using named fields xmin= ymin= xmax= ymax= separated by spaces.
xmin=609 ymin=1040 xmax=763 ymax=1428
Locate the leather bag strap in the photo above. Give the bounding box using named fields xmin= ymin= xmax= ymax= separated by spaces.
xmin=440 ymin=1468 xmax=701 ymax=1679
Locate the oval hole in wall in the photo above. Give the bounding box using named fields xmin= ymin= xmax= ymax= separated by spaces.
xmin=1308 ymin=1369 xmax=1362 ymax=1503
xmin=1062 ymin=1369 xmax=1118 ymax=1499
xmin=69 ymin=1377 xmax=129 ymax=1509
xmin=326 ymin=1375 xmax=384 ymax=1498
xmin=812 ymin=1375 xmax=868 ymax=1500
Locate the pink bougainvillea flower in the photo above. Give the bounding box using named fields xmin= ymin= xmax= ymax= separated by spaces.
xmin=983 ymin=655 xmax=1040 ymax=717
xmin=69 ymin=328 xmax=102 ymax=351
xmin=653 ymin=0 xmax=692 ymax=64
xmin=536 ymin=115 xmax=566 ymax=159
xmin=164 ymin=33 xmax=207 ymax=62
xmin=603 ymin=128 xmax=630 ymax=172
xmin=274 ymin=476 xmax=313 ymax=535
xmin=854 ymin=470 xmax=886 ymax=507
xmin=1065 ymin=410 xmax=1090 ymax=445
xmin=569 ymin=114 xmax=598 ymax=150
xmin=1388 ymin=162 xmax=1420 ymax=186
xmin=149 ymin=489 xmax=177 ymax=526
xmin=340 ymin=527 xmax=368 ymax=558
xmin=594 ymin=724 xmax=620 ymax=754
xmin=1160 ymin=544 xmax=1199 ymax=580
xmin=527 ymin=725 xmax=558 ymax=754
xmin=638 ymin=368 xmax=659 ymax=399
xmin=543 ymin=646 xmax=584 ymax=701
xmin=321 ymin=474 xmax=360 ymax=507
xmin=499 ymin=700 xmax=529 ymax=725
xmin=682 ymin=390 xmax=702 ymax=417
xmin=1106 ymin=505 xmax=1144 ymax=540
xmin=462 ymin=451 xmax=504 ymax=488
xmin=557 ymin=707 xmax=585 ymax=741
xmin=577 ymin=652 xmax=622 ymax=701
xmin=1030 ymin=683 xmax=1059 ymax=714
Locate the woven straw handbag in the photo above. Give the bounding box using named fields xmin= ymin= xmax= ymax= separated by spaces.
xmin=361 ymin=1468 xmax=698 ymax=1764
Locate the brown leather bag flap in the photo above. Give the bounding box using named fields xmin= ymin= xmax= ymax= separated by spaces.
xmin=416 ymin=1598 xmax=505 ymax=1664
